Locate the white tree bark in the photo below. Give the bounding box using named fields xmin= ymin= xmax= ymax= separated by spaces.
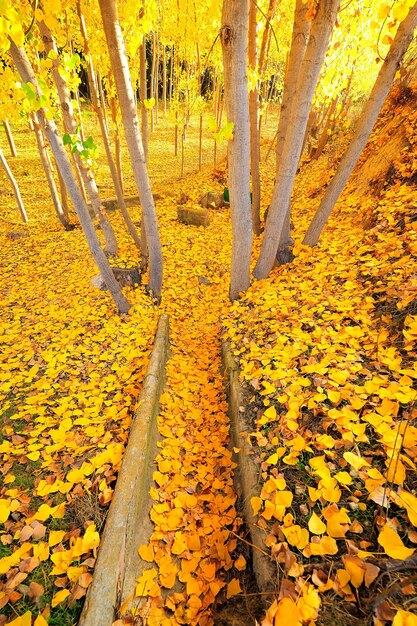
xmin=98 ymin=0 xmax=163 ymax=298
xmin=304 ymin=1 xmax=417 ymax=246
xmin=140 ymin=37 xmax=149 ymax=163
xmin=9 ymin=40 xmax=131 ymax=314
xmin=75 ymin=4 xmax=143 ymax=254
xmin=38 ymin=18 xmax=118 ymax=257
xmin=221 ymin=0 xmax=253 ymax=300
xmin=3 ymin=119 xmax=17 ymax=157
xmin=276 ymin=0 xmax=310 ymax=264
xmin=30 ymin=112 xmax=72 ymax=230
xmin=0 ymin=147 xmax=28 ymax=223
xmin=254 ymin=0 xmax=340 ymax=279
xmin=249 ymin=0 xmax=261 ymax=235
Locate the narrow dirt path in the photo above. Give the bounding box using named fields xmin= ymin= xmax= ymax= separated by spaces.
xmin=128 ymin=187 xmax=251 ymax=625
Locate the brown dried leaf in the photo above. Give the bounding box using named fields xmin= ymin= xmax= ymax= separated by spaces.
xmin=364 ymin=562 xmax=380 ymax=588
xmin=29 ymin=580 xmax=44 ymax=602
xmin=19 ymin=557 xmax=40 ymax=573
xmin=19 ymin=526 xmax=34 ymax=542
xmin=7 ymin=572 xmax=27 ymax=589
xmin=78 ymin=573 xmax=93 ymax=589
xmin=31 ymin=522 xmax=47 ymax=540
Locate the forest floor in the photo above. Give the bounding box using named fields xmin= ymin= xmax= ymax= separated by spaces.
xmin=0 ymin=107 xmax=276 ymax=626
xmin=1 ymin=86 xmax=417 ymax=626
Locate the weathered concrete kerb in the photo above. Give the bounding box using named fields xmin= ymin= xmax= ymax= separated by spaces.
xmin=221 ymin=340 xmax=275 ymax=592
xmin=79 ymin=313 xmax=170 ymax=626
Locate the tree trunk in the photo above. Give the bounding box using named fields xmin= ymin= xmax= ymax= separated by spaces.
xmin=304 ymin=1 xmax=417 ymax=247
xmin=249 ymin=0 xmax=261 ymax=235
xmin=181 ymin=126 xmax=185 ymax=177
xmin=140 ymin=37 xmax=149 ymax=162
xmin=221 ymin=0 xmax=252 ymax=301
xmin=110 ymin=96 xmax=123 ymax=192
xmin=39 ymin=18 xmax=118 ymax=256
xmin=76 ymin=4 xmax=143 ymax=254
xmin=74 ymin=84 xmax=86 ymax=142
xmin=170 ymin=45 xmax=174 ymax=102
xmin=0 ymin=147 xmax=28 ymax=223
xmin=254 ymin=0 xmax=340 ymax=279
xmin=97 ymin=72 xmax=109 ymax=133
xmin=55 ymin=162 xmax=70 ymax=218
xmin=276 ymin=0 xmax=310 ymax=171
xmin=3 ymin=119 xmax=17 ymax=157
xmin=301 ymin=107 xmax=318 ymax=156
xmin=98 ymin=0 xmax=163 ymax=299
xmin=175 ymin=110 xmax=178 ymax=157
xmin=150 ymin=32 xmax=156 ymax=132
xmin=162 ymin=45 xmax=167 ymax=116
xmin=199 ymin=114 xmax=203 ymax=170
xmin=274 ymin=0 xmax=310 ymax=264
xmin=259 ymin=0 xmax=277 ymax=75
xmin=312 ymin=97 xmax=337 ymax=160
xmin=30 ymin=113 xmax=72 ymax=230
xmin=8 ymin=41 xmax=131 ymax=313
xmin=154 ymin=38 xmax=159 ymax=124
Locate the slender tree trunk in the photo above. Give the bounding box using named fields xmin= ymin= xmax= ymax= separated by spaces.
xmin=221 ymin=0 xmax=252 ymax=300
xmin=259 ymin=0 xmax=277 ymax=75
xmin=150 ymin=32 xmax=156 ymax=132
xmin=140 ymin=37 xmax=149 ymax=162
xmin=8 ymin=41 xmax=131 ymax=313
xmin=312 ymin=97 xmax=337 ymax=160
xmin=3 ymin=119 xmax=17 ymax=157
xmin=301 ymin=107 xmax=317 ymax=156
xmin=170 ymin=45 xmax=174 ymax=102
xmin=30 ymin=113 xmax=72 ymax=230
xmin=56 ymin=164 xmax=70 ymax=218
xmin=69 ymin=40 xmax=86 ymax=142
xmin=97 ymin=72 xmax=109 ymax=133
xmin=181 ymin=126 xmax=185 ymax=177
xmin=154 ymin=39 xmax=159 ymax=124
xmin=249 ymin=0 xmax=261 ymax=235
xmin=162 ymin=45 xmax=167 ymax=116
xmin=74 ymin=85 xmax=86 ymax=142
xmin=276 ymin=0 xmax=310 ymax=170
xmin=98 ymin=0 xmax=163 ymax=298
xmin=275 ymin=0 xmax=310 ymax=264
xmin=175 ymin=110 xmax=178 ymax=156
xmin=254 ymin=0 xmax=340 ymax=279
xmin=76 ymin=5 xmax=142 ymax=253
xmin=174 ymin=52 xmax=179 ymax=156
xmin=0 ymin=147 xmax=28 ymax=222
xmin=39 ymin=18 xmax=118 ymax=256
xmin=199 ymin=114 xmax=203 ymax=170
xmin=110 ymin=96 xmax=123 ymax=192
xmin=304 ymin=2 xmax=417 ymax=247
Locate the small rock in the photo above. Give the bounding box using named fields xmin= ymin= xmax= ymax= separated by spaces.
xmin=198 ymin=276 xmax=212 ymax=286
xmin=7 ymin=231 xmax=29 ymax=240
xmin=91 ymin=274 xmax=106 ymax=290
xmin=199 ymin=191 xmax=224 ymax=210
xmin=177 ymin=193 xmax=189 ymax=205
xmin=177 ymin=206 xmax=209 ymax=227
xmin=91 ymin=267 xmax=142 ymax=291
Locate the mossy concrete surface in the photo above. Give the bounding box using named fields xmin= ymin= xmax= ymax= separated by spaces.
xmin=221 ymin=340 xmax=275 ymax=592
xmin=79 ymin=313 xmax=170 ymax=626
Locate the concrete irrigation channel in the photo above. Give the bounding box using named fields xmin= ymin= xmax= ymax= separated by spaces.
xmin=79 ymin=319 xmax=275 ymax=625
xmin=79 ymin=313 xmax=170 ymax=626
